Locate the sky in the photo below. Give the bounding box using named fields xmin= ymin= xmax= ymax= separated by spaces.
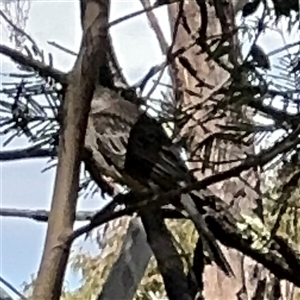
xmin=0 ymin=1 xmax=298 ymax=299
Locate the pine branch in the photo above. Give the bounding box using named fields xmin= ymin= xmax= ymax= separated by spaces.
xmin=0 ymin=145 xmax=55 ymax=161
xmin=66 ymin=189 xmax=300 ymax=288
xmin=0 ymin=44 xmax=67 ymax=84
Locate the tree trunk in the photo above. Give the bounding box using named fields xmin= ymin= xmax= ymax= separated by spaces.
xmin=98 ymin=217 xmax=152 ymax=300
xmin=168 ymin=1 xmax=269 ymax=299
xmin=31 ymin=1 xmax=110 ymax=299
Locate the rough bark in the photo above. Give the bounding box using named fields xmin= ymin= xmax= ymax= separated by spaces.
xmin=31 ymin=1 xmax=110 ymax=299
xmin=98 ymin=217 xmax=152 ymax=300
xmin=168 ymin=1 xmax=267 ymax=300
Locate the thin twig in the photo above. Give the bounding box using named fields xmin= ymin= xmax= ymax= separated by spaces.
xmin=139 ymin=0 xmax=169 ymax=53
xmin=109 ymin=6 xmax=155 ymax=27
xmin=108 ymin=1 xmax=181 ymax=28
xmin=47 ymin=41 xmax=77 ymax=56
xmin=0 ymin=208 xmax=96 ymax=222
xmin=0 ymin=10 xmax=37 ymax=49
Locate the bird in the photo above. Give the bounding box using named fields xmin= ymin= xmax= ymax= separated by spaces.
xmin=84 ymin=85 xmax=233 ymax=278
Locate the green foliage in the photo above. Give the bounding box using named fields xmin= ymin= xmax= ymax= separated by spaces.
xmin=263 ymin=152 xmax=300 ymax=246
xmin=50 ymin=217 xmax=197 ymax=300
xmin=62 ymin=218 xmax=131 ymax=300
xmin=262 ymin=154 xmax=300 ymax=299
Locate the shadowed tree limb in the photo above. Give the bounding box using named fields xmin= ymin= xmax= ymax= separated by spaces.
xmin=0 ymin=145 xmax=55 ymax=161
xmin=61 ymin=187 xmax=300 ymax=288
xmin=97 ymin=217 xmax=153 ymax=300
xmin=0 ymin=44 xmax=67 ymax=84
xmin=30 ymin=1 xmax=111 ymax=300
xmin=141 ymin=208 xmax=193 ymax=300
xmin=0 ymin=208 xmax=96 ymax=222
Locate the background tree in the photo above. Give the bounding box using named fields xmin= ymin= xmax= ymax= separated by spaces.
xmin=0 ymin=0 xmax=300 ymax=300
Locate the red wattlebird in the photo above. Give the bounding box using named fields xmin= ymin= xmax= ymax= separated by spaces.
xmin=85 ymin=86 xmax=233 ymax=278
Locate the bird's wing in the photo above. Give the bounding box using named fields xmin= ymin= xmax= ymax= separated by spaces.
xmin=124 ymin=113 xmax=190 ymax=190
xmin=86 ymin=88 xmax=232 ymax=277
xmin=85 ymin=86 xmax=140 ymax=180
xmin=124 ymin=112 xmax=233 ymax=276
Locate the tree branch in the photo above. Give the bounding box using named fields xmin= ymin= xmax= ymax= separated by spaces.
xmin=139 ymin=0 xmax=169 ymax=54
xmin=140 ymin=208 xmax=194 ymax=300
xmin=69 ymin=189 xmax=300 ymax=288
xmin=206 ymin=214 xmax=300 ymax=286
xmin=0 ymin=44 xmax=67 ymax=84
xmin=0 ymin=145 xmax=55 ymax=161
xmin=0 ymin=146 xmax=114 ymax=197
xmin=0 ymin=207 xmax=95 ymax=222
xmin=0 ymin=275 xmax=26 ymax=300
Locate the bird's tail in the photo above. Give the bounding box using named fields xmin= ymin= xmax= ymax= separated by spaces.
xmin=180 ymin=192 xmax=234 ymax=277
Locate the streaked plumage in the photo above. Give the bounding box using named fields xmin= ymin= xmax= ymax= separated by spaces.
xmin=85 ymin=85 xmax=232 ymax=276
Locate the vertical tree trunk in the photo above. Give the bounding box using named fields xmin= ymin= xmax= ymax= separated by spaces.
xmin=31 ymin=1 xmax=110 ymax=299
xmin=168 ymin=1 xmax=269 ymax=299
xmin=98 ymin=217 xmax=152 ymax=300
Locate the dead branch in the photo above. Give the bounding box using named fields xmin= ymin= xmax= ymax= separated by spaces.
xmin=108 ymin=0 xmax=182 ymax=28
xmin=0 ymin=144 xmax=55 ymax=161
xmin=0 ymin=145 xmax=114 ymax=196
xmin=139 ymin=0 xmax=169 ymax=54
xmin=30 ymin=1 xmax=110 ymax=299
xmin=0 ymin=44 xmax=67 ymax=84
xmin=139 ymin=0 xmax=179 ymax=94
xmin=0 ymin=8 xmax=34 ymax=50
xmin=47 ymin=41 xmax=77 ymax=56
